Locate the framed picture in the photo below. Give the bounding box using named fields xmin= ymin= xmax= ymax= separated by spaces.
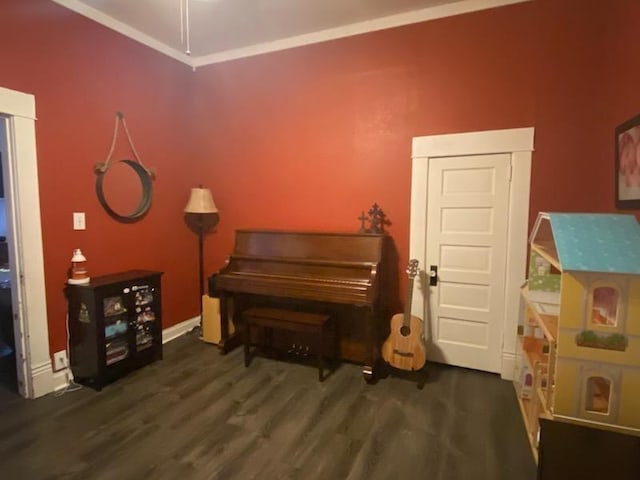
xmin=615 ymin=113 xmax=640 ymax=209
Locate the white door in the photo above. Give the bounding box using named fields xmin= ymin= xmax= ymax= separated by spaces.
xmin=424 ymin=153 xmax=510 ymax=373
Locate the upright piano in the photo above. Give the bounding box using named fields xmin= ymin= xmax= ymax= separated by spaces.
xmin=208 ymin=229 xmax=394 ymax=382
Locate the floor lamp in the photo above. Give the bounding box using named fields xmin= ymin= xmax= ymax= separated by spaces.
xmin=184 ymin=186 xmax=219 ymax=329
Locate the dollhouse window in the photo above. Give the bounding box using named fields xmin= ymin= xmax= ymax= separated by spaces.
xmin=585 ymin=376 xmax=611 ymax=414
xmin=524 ymin=373 xmax=533 ymax=387
xmin=590 ymin=286 xmax=619 ymax=327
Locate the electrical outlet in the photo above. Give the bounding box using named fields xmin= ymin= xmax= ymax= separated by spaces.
xmin=53 ymin=350 xmax=68 ymax=371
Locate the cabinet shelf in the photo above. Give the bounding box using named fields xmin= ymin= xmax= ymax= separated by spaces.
xmin=104 ymin=315 xmax=128 ymax=325
xmin=105 ymin=352 xmax=128 ymax=366
xmin=136 ymin=341 xmax=153 ymax=351
xmin=105 ymin=331 xmax=128 ymax=342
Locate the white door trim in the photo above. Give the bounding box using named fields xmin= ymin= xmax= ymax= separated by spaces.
xmin=0 ymin=85 xmax=53 ymax=398
xmin=410 ymin=127 xmax=533 ymax=379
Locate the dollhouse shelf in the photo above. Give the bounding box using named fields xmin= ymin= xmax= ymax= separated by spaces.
xmin=518 ymin=335 xmax=548 ymax=369
xmin=530 ymin=242 xmax=560 ymax=271
xmin=520 ymin=286 xmax=558 ymax=342
xmin=515 ymin=212 xmax=640 ymax=472
xmin=514 ymin=394 xmax=539 ymax=462
xmin=536 ymin=387 xmax=553 ymax=419
xmin=514 ymin=382 xmax=554 ymax=463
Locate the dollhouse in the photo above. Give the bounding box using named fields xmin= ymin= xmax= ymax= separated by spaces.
xmin=514 ymin=212 xmax=640 ymax=459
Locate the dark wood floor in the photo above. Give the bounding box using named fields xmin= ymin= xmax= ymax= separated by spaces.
xmin=0 ymin=333 xmax=536 ymax=480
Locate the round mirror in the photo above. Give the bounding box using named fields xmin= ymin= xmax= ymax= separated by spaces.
xmin=95 ymin=159 xmax=153 ymax=222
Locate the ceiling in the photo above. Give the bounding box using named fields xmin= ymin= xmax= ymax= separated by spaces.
xmin=52 ymin=0 xmax=527 ymax=67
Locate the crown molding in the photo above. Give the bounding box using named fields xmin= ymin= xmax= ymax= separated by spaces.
xmin=192 ymin=0 xmax=531 ymax=67
xmin=53 ymin=0 xmax=531 ymax=69
xmin=51 ymin=0 xmax=194 ymax=67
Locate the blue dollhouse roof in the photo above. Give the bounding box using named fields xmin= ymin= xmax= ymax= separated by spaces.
xmin=548 ymin=213 xmax=640 ymax=274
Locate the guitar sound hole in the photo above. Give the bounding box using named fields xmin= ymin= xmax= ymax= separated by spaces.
xmin=400 ymin=326 xmax=411 ymax=336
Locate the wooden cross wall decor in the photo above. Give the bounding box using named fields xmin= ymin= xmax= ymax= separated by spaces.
xmin=357 ymin=203 xmax=391 ymax=234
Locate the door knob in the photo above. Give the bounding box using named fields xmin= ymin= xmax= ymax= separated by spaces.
xmin=429 ymin=265 xmax=438 ymax=286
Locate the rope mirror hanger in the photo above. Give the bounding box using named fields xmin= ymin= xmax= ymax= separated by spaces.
xmin=95 ymin=112 xmax=155 ymax=223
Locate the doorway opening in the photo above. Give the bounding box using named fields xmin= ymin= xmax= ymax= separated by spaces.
xmin=0 ymin=144 xmax=16 ymax=394
xmin=0 ymin=86 xmax=53 ymax=398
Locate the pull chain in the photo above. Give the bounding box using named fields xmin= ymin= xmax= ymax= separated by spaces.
xmin=180 ymin=0 xmax=191 ymax=56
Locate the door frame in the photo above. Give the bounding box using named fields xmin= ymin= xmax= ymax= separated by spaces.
xmin=410 ymin=127 xmax=534 ymax=379
xmin=0 ymin=86 xmax=52 ymax=398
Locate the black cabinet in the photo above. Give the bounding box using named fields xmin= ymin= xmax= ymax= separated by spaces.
xmin=66 ymin=270 xmax=163 ymax=390
xmin=538 ymin=418 xmax=640 ymax=480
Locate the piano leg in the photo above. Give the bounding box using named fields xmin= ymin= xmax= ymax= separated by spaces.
xmin=362 ymin=365 xmax=375 ymax=383
xmin=218 ymin=331 xmax=242 ymax=354
xmin=217 ymin=294 xmax=242 ymax=354
xmin=362 ymin=306 xmax=377 ymax=383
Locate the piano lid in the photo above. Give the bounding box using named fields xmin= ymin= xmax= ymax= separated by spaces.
xmin=231 ymin=229 xmax=386 ymax=263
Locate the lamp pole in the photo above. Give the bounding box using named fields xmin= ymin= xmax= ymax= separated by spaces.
xmin=197 ymin=213 xmax=205 ymax=326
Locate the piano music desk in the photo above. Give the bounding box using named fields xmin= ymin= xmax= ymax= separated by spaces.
xmin=243 ymin=307 xmax=336 ymax=381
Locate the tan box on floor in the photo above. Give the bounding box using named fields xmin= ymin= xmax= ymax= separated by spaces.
xmin=201 ymin=294 xmax=234 ymax=344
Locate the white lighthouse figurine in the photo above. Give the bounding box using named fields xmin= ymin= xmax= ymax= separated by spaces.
xmin=68 ymin=248 xmax=90 ymax=285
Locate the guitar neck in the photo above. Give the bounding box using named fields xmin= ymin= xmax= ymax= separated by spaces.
xmin=403 ymin=277 xmax=414 ymax=327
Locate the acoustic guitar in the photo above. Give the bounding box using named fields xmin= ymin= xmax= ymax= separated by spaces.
xmin=382 ymin=259 xmax=427 ymax=371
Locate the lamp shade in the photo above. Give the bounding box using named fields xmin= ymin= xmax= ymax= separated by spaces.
xmin=184 ymin=187 xmax=218 ymax=214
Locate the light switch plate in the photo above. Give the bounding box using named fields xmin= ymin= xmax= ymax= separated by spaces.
xmin=73 ymin=212 xmax=86 ymax=230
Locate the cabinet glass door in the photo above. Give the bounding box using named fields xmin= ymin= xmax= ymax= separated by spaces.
xmin=103 ymin=295 xmax=130 ymax=365
xmin=134 ymin=286 xmax=157 ymax=352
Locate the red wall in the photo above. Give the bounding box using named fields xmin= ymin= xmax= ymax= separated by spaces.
xmin=191 ymin=2 xmax=537 ymax=284
xmin=600 ymin=0 xmax=640 ymax=218
xmin=529 ymin=0 xmax=606 ymax=218
xmin=0 ymin=0 xmax=200 ymax=354
xmin=1 ymin=0 xmax=638 ymax=359
xmin=532 ymin=0 xmax=640 ymax=222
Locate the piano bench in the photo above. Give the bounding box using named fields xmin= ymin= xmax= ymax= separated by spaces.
xmin=242 ymin=307 xmax=334 ymax=381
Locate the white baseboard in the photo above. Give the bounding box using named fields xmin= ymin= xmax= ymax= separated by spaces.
xmin=162 ymin=316 xmax=200 ymax=344
xmin=52 ymin=316 xmax=202 ymax=393
xmin=501 ymin=351 xmax=516 ymax=380
xmin=31 ymin=359 xmax=55 ymax=398
xmin=52 ymin=369 xmax=71 ymax=392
